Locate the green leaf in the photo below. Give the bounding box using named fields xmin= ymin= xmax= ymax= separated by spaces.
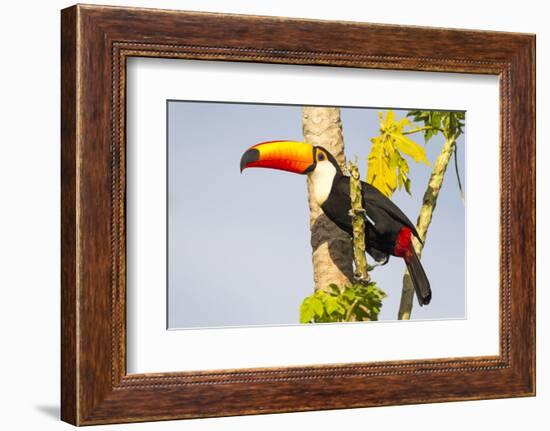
xmin=300 ymin=280 xmax=387 ymax=323
xmin=424 ymin=128 xmax=436 ymax=143
xmin=404 ymin=178 xmax=412 ymax=195
xmin=328 ymin=284 xmax=341 ymax=295
xmin=430 ymin=111 xmax=441 ymax=129
xmin=325 ymin=296 xmax=345 ymax=316
xmin=409 ymin=110 xmax=464 ymax=141
xmin=310 ymin=297 xmax=324 ymax=317
xmin=299 ymin=298 xmax=314 ymax=323
xmin=343 ymin=288 xmax=356 ymax=301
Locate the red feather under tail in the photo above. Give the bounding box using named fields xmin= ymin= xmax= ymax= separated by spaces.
xmin=394 ymin=227 xmax=432 ymax=306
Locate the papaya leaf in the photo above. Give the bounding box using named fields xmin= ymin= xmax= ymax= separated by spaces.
xmin=299 ymin=298 xmax=314 ymax=323
xmin=367 ymin=136 xmax=393 ymax=197
xmin=367 ymin=110 xmax=431 ymax=197
xmin=392 ymin=133 xmax=430 ymax=165
xmin=310 ymin=296 xmax=324 ymax=317
xmin=299 ymin=282 xmax=387 ymax=323
xmin=407 ymin=110 xmax=465 ymax=141
xmin=343 ymin=288 xmax=356 ymax=301
xmin=328 ymin=283 xmax=340 ymax=294
xmin=404 ymin=178 xmax=412 ymax=195
xmin=325 ymin=296 xmax=345 ymax=316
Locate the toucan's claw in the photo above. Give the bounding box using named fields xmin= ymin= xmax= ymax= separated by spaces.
xmin=348 ymin=208 xmax=366 ymax=217
xmin=367 ymin=256 xmax=390 ymax=271
xmin=354 ymin=274 xmax=371 ymax=285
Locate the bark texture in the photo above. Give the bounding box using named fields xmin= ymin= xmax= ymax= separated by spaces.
xmin=398 ymin=137 xmax=457 ymax=319
xmin=302 ymin=107 xmax=354 ymax=292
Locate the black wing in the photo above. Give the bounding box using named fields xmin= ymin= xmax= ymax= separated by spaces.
xmin=360 ymin=180 xmax=422 ymax=242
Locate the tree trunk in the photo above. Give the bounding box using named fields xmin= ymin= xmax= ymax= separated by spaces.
xmin=302 ymin=107 xmax=354 ymax=293
xmin=397 ymin=136 xmax=457 ymax=319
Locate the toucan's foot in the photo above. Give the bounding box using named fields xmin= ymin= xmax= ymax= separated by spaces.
xmin=367 ymin=256 xmax=390 ymax=270
xmin=348 ymin=208 xmax=366 ymax=217
xmin=354 ymin=274 xmax=371 ymax=284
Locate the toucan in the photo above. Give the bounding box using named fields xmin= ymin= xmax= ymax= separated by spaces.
xmin=240 ymin=140 xmax=431 ymax=306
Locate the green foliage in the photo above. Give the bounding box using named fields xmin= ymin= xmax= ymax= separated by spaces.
xmin=367 ymin=111 xmax=430 ymax=197
xmin=300 ymin=283 xmax=387 ymax=323
xmin=408 ymin=110 xmax=466 ymax=201
xmin=407 ymin=110 xmax=465 ymax=141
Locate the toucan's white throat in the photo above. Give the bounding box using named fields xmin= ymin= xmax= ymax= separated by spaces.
xmin=309 ymin=160 xmax=337 ymax=206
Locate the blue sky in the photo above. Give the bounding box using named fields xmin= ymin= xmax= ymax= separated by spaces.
xmin=168 ymin=101 xmax=465 ymax=329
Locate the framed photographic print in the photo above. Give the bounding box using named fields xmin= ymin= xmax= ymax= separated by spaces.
xmin=61 ymin=4 xmax=535 ymax=425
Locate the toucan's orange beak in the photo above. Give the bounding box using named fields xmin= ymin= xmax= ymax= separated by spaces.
xmin=240 ymin=141 xmax=314 ymax=174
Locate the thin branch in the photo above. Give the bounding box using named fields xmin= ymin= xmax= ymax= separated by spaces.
xmin=453 ymin=141 xmax=465 ymax=203
xmin=397 ymin=135 xmax=456 ymax=320
xmin=345 ymin=299 xmax=359 ymax=322
xmin=402 ymin=126 xmax=444 ymax=136
xmin=348 ymin=159 xmax=369 ymax=282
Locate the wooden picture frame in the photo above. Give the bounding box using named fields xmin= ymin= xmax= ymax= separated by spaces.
xmin=61 ymin=4 xmax=535 ymax=425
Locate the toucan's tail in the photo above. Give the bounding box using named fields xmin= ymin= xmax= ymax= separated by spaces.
xmin=405 ymin=245 xmax=431 ymax=306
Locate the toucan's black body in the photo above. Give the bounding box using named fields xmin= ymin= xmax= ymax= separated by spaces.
xmin=321 ymin=172 xmax=432 ymax=306
xmin=322 ymin=173 xmax=417 ymax=258
xmin=240 ymin=141 xmax=432 ymax=306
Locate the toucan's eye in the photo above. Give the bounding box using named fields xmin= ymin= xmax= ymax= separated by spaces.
xmin=317 ymin=152 xmax=326 ymax=161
